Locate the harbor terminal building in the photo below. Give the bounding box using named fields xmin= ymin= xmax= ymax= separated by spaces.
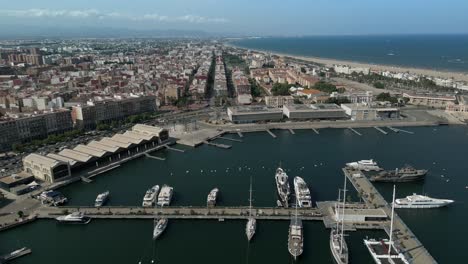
xmin=21 ymin=124 xmax=169 ymax=184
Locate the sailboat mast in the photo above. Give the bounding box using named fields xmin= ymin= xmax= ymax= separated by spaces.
xmin=336 ymin=189 xmax=341 ymax=230
xmin=340 ymin=175 xmax=347 ymax=253
xmin=388 ymin=184 xmax=396 ymax=256
xmin=249 ymin=176 xmax=253 ymax=217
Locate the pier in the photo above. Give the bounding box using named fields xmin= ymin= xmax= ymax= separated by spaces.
xmin=203 ymin=141 xmax=232 ymax=149
xmin=217 ymin=136 xmax=243 ymax=142
xmin=266 ymin=129 xmax=277 ymax=138
xmin=80 ymin=177 xmax=93 ymax=183
xmin=165 ymin=145 xmax=185 ymax=153
xmin=237 ymin=131 xmax=243 ymax=138
xmin=343 ymin=168 xmax=437 ymax=264
xmin=288 ymin=128 xmax=295 ymax=135
xmin=373 ymin=126 xmax=388 ymax=135
xmin=0 ymin=247 xmax=32 ymax=262
xmin=37 ymin=206 xmax=323 ymax=221
xmin=312 ymin=128 xmax=320 ymax=134
xmin=396 ymin=128 xmax=415 ymax=134
xmin=386 ymin=126 xmax=399 ymax=133
xmin=347 ymin=127 xmax=362 ymax=136
xmin=144 ymin=153 xmax=166 ymax=161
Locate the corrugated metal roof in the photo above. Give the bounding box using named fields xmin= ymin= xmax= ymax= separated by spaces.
xmin=46 ymin=153 xmax=79 ymax=166
xmin=123 ymin=131 xmax=154 ymax=141
xmin=58 ymin=149 xmax=93 ymax=163
xmin=24 ymin=153 xmax=62 ymax=168
xmin=100 ymin=137 xmax=132 ymax=149
xmin=88 ymin=141 xmax=120 ymax=153
xmin=132 ymin=124 xmax=164 ymax=136
xmin=74 ymin=144 xmax=107 ymax=157
xmin=112 ymin=134 xmax=142 ymax=144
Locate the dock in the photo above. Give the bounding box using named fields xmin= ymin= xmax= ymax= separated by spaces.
xmin=266 ymin=129 xmax=277 ymax=138
xmin=396 ymin=128 xmax=415 ymax=134
xmin=373 ymin=126 xmax=388 ymax=135
xmin=386 ymin=126 xmax=399 ymax=133
xmin=348 ymin=127 xmax=362 ymax=136
xmin=237 ymin=131 xmax=243 ymax=138
xmin=144 ymin=153 xmax=166 ymax=161
xmin=165 ymin=145 xmax=185 ymax=153
xmin=288 ymin=128 xmax=295 ymax=135
xmin=217 ymin=136 xmax=243 ymax=142
xmin=312 ymin=128 xmax=319 ymax=134
xmin=80 ymin=177 xmax=93 ymax=183
xmin=37 ymin=206 xmax=323 ymax=221
xmin=343 ymin=168 xmax=437 ymax=264
xmin=203 ymin=141 xmax=232 ymax=149
xmin=0 ymin=247 xmax=32 ymax=262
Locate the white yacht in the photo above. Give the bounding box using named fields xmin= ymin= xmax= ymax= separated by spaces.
xmin=94 ymin=191 xmax=110 ymax=207
xmin=157 ymin=185 xmax=174 ymax=206
xmin=275 ymin=167 xmax=290 ymax=207
xmin=364 ymin=185 xmax=410 ymax=264
xmin=207 ymin=188 xmax=219 ymax=207
xmin=346 ymin=159 xmax=382 ymax=171
xmin=142 ymin=185 xmax=160 ymax=207
xmin=394 ymin=193 xmax=454 ymax=209
xmin=56 ymin=212 xmax=91 ymax=224
xmin=153 ymin=218 xmax=168 ymax=240
xmin=293 ymin=176 xmax=312 ymax=208
xmin=246 ymin=177 xmax=256 ymax=241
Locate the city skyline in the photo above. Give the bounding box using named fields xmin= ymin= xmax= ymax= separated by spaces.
xmin=1 ymin=0 xmax=468 ymax=37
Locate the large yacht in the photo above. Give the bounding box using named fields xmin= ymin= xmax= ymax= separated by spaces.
xmin=346 ymin=159 xmax=382 ymax=171
xmin=56 ymin=212 xmax=91 ymax=224
xmin=293 ymin=176 xmax=312 ymax=207
xmin=142 ymin=185 xmax=160 ymax=207
xmin=394 ymin=193 xmax=454 ymax=208
xmin=330 ymin=227 xmax=349 ymax=264
xmin=246 ymin=177 xmax=256 ymax=241
xmin=275 ymin=167 xmax=290 ymax=207
xmin=207 ymin=188 xmax=219 ymax=207
xmin=157 ymin=185 xmax=174 ymax=206
xmin=153 ymin=218 xmax=168 ymax=240
xmin=288 ymin=218 xmax=303 ymax=260
xmin=370 ymin=166 xmax=427 ymax=182
xmin=94 ymin=191 xmax=110 ymax=207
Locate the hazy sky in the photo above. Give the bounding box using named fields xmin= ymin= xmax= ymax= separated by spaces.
xmin=1 ymin=0 xmax=468 ymax=35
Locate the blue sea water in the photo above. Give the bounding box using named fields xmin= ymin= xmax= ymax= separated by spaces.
xmin=231 ymin=35 xmax=468 ymax=72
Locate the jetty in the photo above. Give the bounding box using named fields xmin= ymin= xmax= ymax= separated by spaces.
xmin=348 ymin=127 xmax=362 ymax=136
xmin=203 ymin=141 xmax=232 ymax=149
xmin=217 ymin=136 xmax=243 ymax=142
xmin=80 ymin=177 xmax=93 ymax=183
xmin=37 ymin=206 xmax=322 ymax=221
xmin=312 ymin=128 xmax=320 ymax=134
xmin=288 ymin=128 xmax=295 ymax=135
xmin=237 ymin=131 xmax=243 ymax=138
xmin=386 ymin=126 xmax=399 ymax=133
xmin=266 ymin=129 xmax=277 ymax=138
xmin=144 ymin=153 xmax=166 ymax=161
xmin=343 ymin=168 xmax=437 ymax=264
xmin=165 ymin=145 xmax=185 ymax=153
xmin=0 ymin=247 xmax=32 ymax=262
xmin=373 ymin=126 xmax=388 ymax=135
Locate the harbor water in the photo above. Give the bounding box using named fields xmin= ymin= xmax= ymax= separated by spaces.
xmin=1 ymin=126 xmax=468 ymax=263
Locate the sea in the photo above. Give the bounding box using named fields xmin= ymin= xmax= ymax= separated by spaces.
xmin=1 ymin=126 xmax=468 ymax=263
xmin=230 ymin=35 xmax=468 ymax=72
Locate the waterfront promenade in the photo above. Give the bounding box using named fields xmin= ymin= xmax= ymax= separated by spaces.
xmin=36 ymin=206 xmax=323 ymax=221
xmin=343 ymin=168 xmax=438 ymax=264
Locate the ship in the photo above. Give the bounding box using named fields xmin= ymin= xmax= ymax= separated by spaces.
xmin=207 ymin=188 xmax=219 ymax=207
xmin=56 ymin=212 xmax=91 ymax=224
xmin=157 ymin=185 xmax=174 ymax=206
xmin=94 ymin=191 xmax=110 ymax=207
xmin=364 ymin=185 xmax=410 ymax=264
xmin=370 ymin=166 xmax=427 ymax=182
xmin=246 ymin=176 xmax=256 ymax=241
xmin=142 ymin=185 xmax=160 ymax=207
xmin=288 ymin=218 xmax=303 ymax=260
xmin=275 ymin=167 xmax=290 ymax=207
xmin=394 ymin=193 xmax=454 ymax=209
xmin=153 ymin=218 xmax=168 ymax=240
xmin=330 ymin=177 xmax=349 ymax=264
xmin=346 ymin=159 xmax=382 ymax=171
xmin=293 ymin=176 xmax=312 ymax=207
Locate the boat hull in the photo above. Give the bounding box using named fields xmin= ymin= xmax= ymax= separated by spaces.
xmin=56 ymin=217 xmax=91 ymax=225
xmin=329 ymin=230 xmax=348 ymax=264
xmin=394 ymin=202 xmax=453 ymax=209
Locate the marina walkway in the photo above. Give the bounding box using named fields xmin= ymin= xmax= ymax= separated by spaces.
xmin=343 ymin=168 xmax=438 ymax=264
xmin=36 ymin=206 xmax=323 ymax=221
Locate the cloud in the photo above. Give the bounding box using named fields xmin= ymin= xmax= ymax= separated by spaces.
xmin=0 ymin=9 xmax=228 ymax=24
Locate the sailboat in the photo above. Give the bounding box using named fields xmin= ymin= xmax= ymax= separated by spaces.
xmin=288 ymin=195 xmax=303 ymax=259
xmin=363 ymin=185 xmax=410 ymax=264
xmin=153 ymin=203 xmax=168 ymax=240
xmin=330 ymin=174 xmax=349 ymax=264
xmin=246 ymin=176 xmax=256 ymax=241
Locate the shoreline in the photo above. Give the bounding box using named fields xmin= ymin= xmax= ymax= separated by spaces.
xmin=225 ymin=42 xmax=468 ymax=83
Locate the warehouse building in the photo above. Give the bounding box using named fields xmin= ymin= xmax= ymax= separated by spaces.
xmin=23 ymin=153 xmax=71 ymax=183
xmin=227 ymin=106 xmax=283 ymax=124
xmin=282 ymin=104 xmax=347 ymax=120
xmin=341 ymin=103 xmax=400 ymax=121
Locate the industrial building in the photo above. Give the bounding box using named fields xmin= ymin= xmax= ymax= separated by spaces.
xmin=22 ymin=124 xmax=169 ymax=183
xmin=283 ymin=104 xmax=347 ymax=120
xmin=341 ymin=103 xmax=400 ymax=121
xmin=227 ymin=106 xmax=283 ymax=124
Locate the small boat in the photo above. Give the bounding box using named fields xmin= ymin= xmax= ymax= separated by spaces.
xmin=56 ymin=212 xmax=91 ymax=224
xmin=275 ymin=167 xmax=290 ymax=207
xmin=394 ymin=193 xmax=454 ymax=209
xmin=142 ymin=185 xmax=160 ymax=207
xmin=370 ymin=166 xmax=427 ymax=182
xmin=207 ymin=188 xmax=219 ymax=207
xmin=94 ymin=191 xmax=110 ymax=207
xmin=157 ymin=185 xmax=174 ymax=206
xmin=153 ymin=218 xmax=168 ymax=240
xmin=293 ymin=176 xmax=312 ymax=207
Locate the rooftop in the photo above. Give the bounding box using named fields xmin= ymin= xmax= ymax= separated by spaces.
xmin=228 ymin=105 xmax=283 ymax=114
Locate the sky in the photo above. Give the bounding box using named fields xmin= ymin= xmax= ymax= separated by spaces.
xmin=1 ymin=0 xmax=468 ymax=36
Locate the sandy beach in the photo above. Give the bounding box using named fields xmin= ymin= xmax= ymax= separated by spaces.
xmin=226 ymin=43 xmax=468 ymax=83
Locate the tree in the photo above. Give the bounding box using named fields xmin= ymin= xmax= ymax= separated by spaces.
xmin=376 ymin=92 xmax=398 ymax=104
xmin=17 ymin=210 xmax=24 ymax=218
xmin=271 ymin=83 xmax=292 ymax=96
xmin=326 ymin=97 xmax=351 ymax=105
xmin=249 ymin=78 xmax=263 ymax=97
xmin=313 ymin=81 xmax=338 ymax=93
xmin=374 ymin=82 xmax=385 ymax=89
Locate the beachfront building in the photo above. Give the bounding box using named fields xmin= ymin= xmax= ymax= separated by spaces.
xmin=402 ymin=93 xmax=456 ymax=108
xmin=227 ymin=106 xmax=283 ymax=124
xmin=334 ymin=65 xmax=370 ymax=75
